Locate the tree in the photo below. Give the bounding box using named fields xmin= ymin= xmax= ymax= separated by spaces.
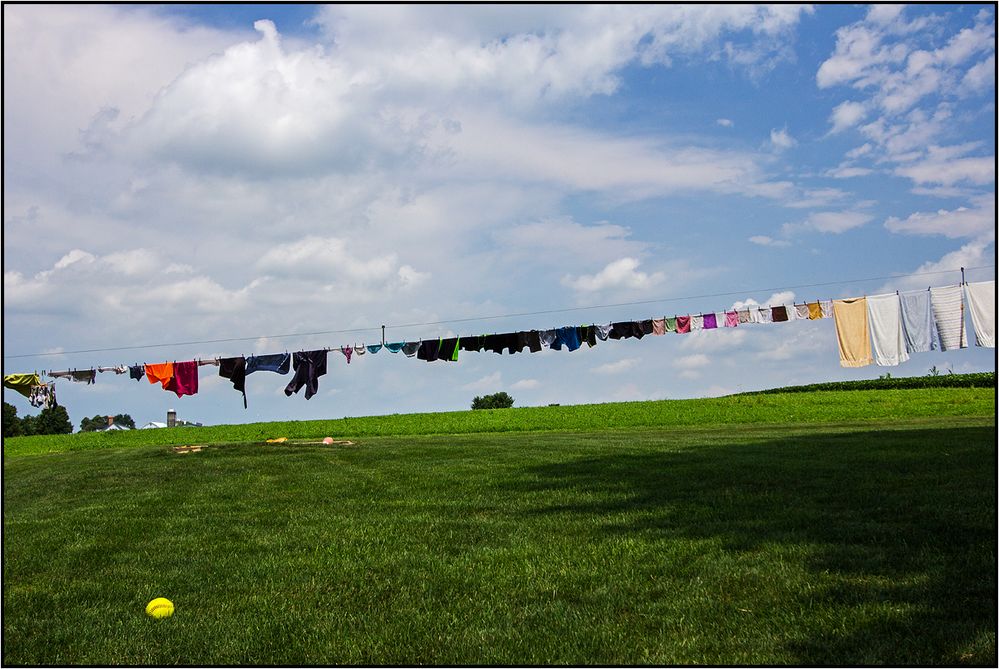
xmin=113 ymin=413 xmax=136 ymax=429
xmin=35 ymin=405 xmax=72 ymax=435
xmin=3 ymin=402 xmax=22 ymax=438
xmin=471 ymin=392 xmax=514 ymax=410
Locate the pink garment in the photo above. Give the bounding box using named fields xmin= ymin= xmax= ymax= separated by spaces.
xmin=676 ymin=316 xmax=691 ymax=334
xmin=341 ymin=346 xmax=353 ymax=364
xmin=652 ymin=319 xmax=665 ymax=335
xmin=725 ymin=311 xmax=739 ymax=327
xmin=168 ymin=360 xmax=199 ymax=398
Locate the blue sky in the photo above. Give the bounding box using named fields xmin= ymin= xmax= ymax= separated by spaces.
xmin=3 ymin=4 xmax=995 ymax=429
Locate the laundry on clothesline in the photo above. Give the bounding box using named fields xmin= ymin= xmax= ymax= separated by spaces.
xmin=8 ymin=280 xmax=993 ymax=409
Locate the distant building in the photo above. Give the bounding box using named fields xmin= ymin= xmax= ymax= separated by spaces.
xmin=139 ymin=410 xmax=204 ymax=429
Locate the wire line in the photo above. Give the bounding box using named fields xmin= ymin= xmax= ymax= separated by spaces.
xmin=4 ymin=264 xmax=992 ymax=360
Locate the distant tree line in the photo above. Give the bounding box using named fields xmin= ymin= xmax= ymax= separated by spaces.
xmin=3 ymin=402 xmax=73 ymax=437
xmin=79 ymin=414 xmax=136 ymax=432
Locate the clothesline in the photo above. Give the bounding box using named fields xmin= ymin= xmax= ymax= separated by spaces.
xmin=5 ymin=264 xmax=993 ymax=361
xmin=4 ymin=279 xmax=994 ymax=411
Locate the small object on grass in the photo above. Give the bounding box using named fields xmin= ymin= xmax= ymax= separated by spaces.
xmin=266 ymin=437 xmax=288 ymax=443
xmin=145 ymin=597 xmax=174 ymax=619
xmin=322 ymin=437 xmax=334 ymax=445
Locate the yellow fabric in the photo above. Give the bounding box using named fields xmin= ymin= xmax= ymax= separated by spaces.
xmin=832 ymin=298 xmax=872 ymax=367
xmin=807 ymin=302 xmax=823 ymax=320
xmin=3 ymin=373 xmax=41 ymax=398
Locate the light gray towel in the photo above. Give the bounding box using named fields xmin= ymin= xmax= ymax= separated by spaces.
xmin=930 ymin=284 xmax=967 ymax=351
xmin=867 ymin=293 xmax=910 ymax=366
xmin=899 ymin=289 xmax=938 ymax=353
xmin=965 ymin=280 xmax=995 ymax=348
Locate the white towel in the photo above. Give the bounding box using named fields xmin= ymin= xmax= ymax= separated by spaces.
xmin=965 ymin=280 xmax=995 ymax=348
xmin=794 ymin=304 xmax=810 ymax=320
xmin=899 ymin=289 xmax=937 ymax=353
xmin=820 ymin=300 xmax=834 ymax=318
xmin=756 ymin=307 xmax=772 ymax=324
xmin=867 ymin=293 xmax=910 ymax=366
xmin=930 ymin=284 xmax=967 ymax=351
xmin=691 ymin=314 xmax=704 ymax=331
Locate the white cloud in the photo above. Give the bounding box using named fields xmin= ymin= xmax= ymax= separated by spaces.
xmin=716 ymin=118 xmax=734 ymax=127
xmin=673 ymin=353 xmax=710 ymax=370
xmin=510 ymin=379 xmax=540 ymax=390
xmin=886 ymin=239 xmax=996 ymax=292
xmin=962 ymin=54 xmax=996 ymax=93
xmin=893 ymin=152 xmax=995 ymax=186
xmin=769 ymin=127 xmax=796 ymax=150
xmin=785 ymin=187 xmax=848 ymax=209
xmin=783 ymin=211 xmax=874 ymax=235
xmin=562 ymin=257 xmax=665 ymax=293
xmin=884 ymin=194 xmax=995 ymax=240
xmin=748 ymin=235 xmax=791 ymax=248
xmin=829 ymin=100 xmax=868 ymax=133
xmin=592 ymin=358 xmax=640 ymax=375
xmin=825 ymin=164 xmax=875 ymax=179
xmin=461 ymin=372 xmax=503 ymax=392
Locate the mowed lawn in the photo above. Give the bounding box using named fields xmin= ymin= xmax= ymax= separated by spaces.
xmin=3 ymin=390 xmax=996 ymax=665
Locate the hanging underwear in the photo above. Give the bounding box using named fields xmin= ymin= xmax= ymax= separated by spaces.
xmin=384 ymin=342 xmax=406 ymax=353
xmin=340 ymin=346 xmax=353 ymax=364
xmin=354 ymin=344 xmax=366 ymax=356
xmin=459 ymin=336 xmax=485 ymax=352
xmin=366 ymin=344 xmax=383 ymax=354
xmin=402 ymin=342 xmax=420 ymax=357
xmin=129 ymin=365 xmax=145 ymax=381
xmin=539 ymin=330 xmax=557 ymax=349
xmin=595 ymin=324 xmax=612 ymax=340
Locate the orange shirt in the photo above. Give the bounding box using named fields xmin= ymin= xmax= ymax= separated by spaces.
xmin=145 ymin=362 xmax=174 ymax=388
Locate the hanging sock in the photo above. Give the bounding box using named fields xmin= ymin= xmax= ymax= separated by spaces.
xmin=930 ymin=285 xmax=967 ymax=351
xmin=832 ymin=297 xmax=872 ymax=367
xmin=898 ymin=289 xmax=938 ymax=353
xmin=4 ymin=373 xmax=41 ymax=398
xmin=245 ymin=353 xmax=290 ymax=375
xmin=867 ymin=293 xmax=910 ymax=367
xmin=284 ymin=350 xmax=328 ymax=400
xmin=219 ymin=356 xmax=248 ymax=408
xmin=964 ymin=280 xmax=995 ymax=348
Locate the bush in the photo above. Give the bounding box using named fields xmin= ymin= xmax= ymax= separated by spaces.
xmin=471 ymin=392 xmax=515 ymax=410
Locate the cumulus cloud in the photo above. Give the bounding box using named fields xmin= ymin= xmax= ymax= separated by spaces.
xmin=674 ymin=353 xmax=710 ymax=369
xmin=716 ymin=118 xmax=734 ymax=127
xmin=828 ymin=100 xmax=867 ymax=133
xmin=510 ymin=379 xmax=540 ymax=390
xmin=885 ymin=239 xmax=996 ymax=292
xmin=562 ymin=257 xmax=665 ymax=293
xmin=769 ymin=127 xmax=796 ymax=150
xmin=816 ymin=6 xmax=995 ymax=184
xmin=884 ymin=194 xmax=995 ymax=240
xmin=461 ymin=372 xmax=503 ymax=392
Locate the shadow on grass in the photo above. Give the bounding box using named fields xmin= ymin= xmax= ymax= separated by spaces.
xmin=507 ymin=426 xmax=996 ymax=665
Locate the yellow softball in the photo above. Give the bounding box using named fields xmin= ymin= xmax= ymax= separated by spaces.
xmin=145 ymin=597 xmax=174 ymax=619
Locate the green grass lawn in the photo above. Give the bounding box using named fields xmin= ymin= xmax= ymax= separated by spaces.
xmin=3 ymin=389 xmax=996 ymax=664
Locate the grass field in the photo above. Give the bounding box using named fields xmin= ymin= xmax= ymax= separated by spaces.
xmin=3 ymin=388 xmax=996 ymax=664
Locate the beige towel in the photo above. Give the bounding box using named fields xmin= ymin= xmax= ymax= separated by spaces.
xmin=833 ymin=297 xmax=872 ymax=367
